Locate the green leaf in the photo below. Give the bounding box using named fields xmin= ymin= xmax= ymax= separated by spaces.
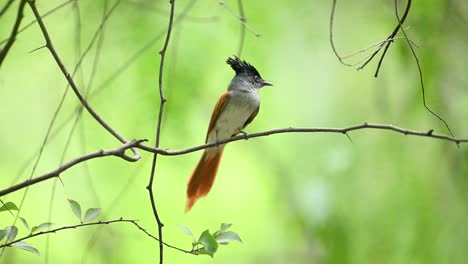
xmin=198 ymin=248 xmax=215 ymax=258
xmin=83 ymin=208 xmax=101 ymax=222
xmin=177 ymin=224 xmax=197 ymax=243
xmin=198 ymin=230 xmax=218 ymax=257
xmin=213 ymin=223 xmax=233 ymax=237
xmin=5 ymin=226 xmax=18 ymax=242
xmin=12 ymin=241 xmax=40 ymax=255
xmin=0 ymin=202 xmax=18 ymax=212
xmin=67 ymin=198 xmax=82 ymax=221
xmin=31 ymin=222 xmax=54 ymax=234
xmin=215 ymin=231 xmax=243 ymax=245
xmin=219 ymin=223 xmax=232 ymax=233
xmin=19 ymin=217 xmax=30 ymax=231
xmin=0 ymin=229 xmax=6 ymax=241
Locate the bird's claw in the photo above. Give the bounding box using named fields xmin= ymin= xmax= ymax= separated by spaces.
xmin=240 ymin=130 xmax=249 ymax=140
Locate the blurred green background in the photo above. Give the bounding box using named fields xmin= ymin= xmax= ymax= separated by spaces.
xmin=1 ymin=0 xmax=468 ymax=263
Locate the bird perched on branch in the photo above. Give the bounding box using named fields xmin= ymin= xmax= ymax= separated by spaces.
xmin=185 ymin=56 xmax=272 ymax=212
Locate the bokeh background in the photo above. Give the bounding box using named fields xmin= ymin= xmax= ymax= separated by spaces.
xmin=1 ymin=0 xmax=468 ymax=263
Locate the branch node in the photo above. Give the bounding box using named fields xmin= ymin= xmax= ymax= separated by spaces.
xmin=427 ymin=129 xmax=434 ymax=136
xmin=344 ymin=132 xmax=353 ymax=143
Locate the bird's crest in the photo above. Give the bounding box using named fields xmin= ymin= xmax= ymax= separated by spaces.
xmin=226 ymin=56 xmax=260 ymax=77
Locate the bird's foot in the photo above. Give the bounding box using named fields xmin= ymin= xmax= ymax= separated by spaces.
xmin=240 ymin=130 xmax=249 ymax=140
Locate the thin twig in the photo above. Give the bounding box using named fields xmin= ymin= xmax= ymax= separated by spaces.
xmin=329 ymin=0 xmax=411 ymax=74
xmin=0 ymin=0 xmax=15 ymax=18
xmin=0 ymin=0 xmax=26 ymax=69
xmin=80 ymin=158 xmax=149 ymax=263
xmin=11 ymin=0 xmax=196 ymax=187
xmin=26 ymin=0 xmax=137 ymax=159
xmin=6 ymin=0 xmax=69 ymax=248
xmin=0 ymin=140 xmax=145 ymax=197
xmin=147 ymin=0 xmax=177 ymax=262
xmin=0 ymin=0 xmax=74 ymax=45
xmin=44 ymin=1 xmax=107 ymax=261
xmin=218 ymin=0 xmax=260 ymax=37
xmin=371 ymin=0 xmax=411 ymax=77
xmin=0 ymin=218 xmax=196 ymax=255
xmin=236 ymin=0 xmax=246 ymax=57
xmin=125 ymin=0 xmax=218 ymax=23
xmin=393 ymin=0 xmax=456 ymax=140
xmin=82 ymin=2 xmax=199 ymax=260
xmin=14 ymin=1 xmax=120 ymax=247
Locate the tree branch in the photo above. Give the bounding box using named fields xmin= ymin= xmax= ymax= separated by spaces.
xmin=25 ymin=0 xmax=139 ymax=159
xmin=146 ymin=0 xmax=177 ymax=262
xmin=236 ymin=0 xmax=246 ymax=57
xmin=0 ymin=0 xmax=26 ymax=69
xmin=137 ymin=123 xmax=467 ymax=156
xmin=370 ymin=0 xmax=412 ymax=77
xmin=218 ymin=0 xmax=260 ymax=37
xmin=329 ymin=0 xmax=412 ymax=75
xmin=392 ymin=0 xmax=455 ymax=140
xmin=0 ymin=218 xmax=196 ymax=255
xmin=0 ymin=140 xmax=145 ymax=197
xmin=0 ymin=0 xmax=15 ymax=18
xmin=2 ymin=123 xmax=465 ymax=197
xmin=0 ymin=0 xmax=74 ymax=46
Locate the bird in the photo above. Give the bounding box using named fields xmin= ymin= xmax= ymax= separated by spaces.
xmin=185 ymin=56 xmax=272 ymax=212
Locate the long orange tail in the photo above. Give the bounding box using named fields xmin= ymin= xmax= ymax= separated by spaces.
xmin=185 ymin=148 xmax=224 ymax=212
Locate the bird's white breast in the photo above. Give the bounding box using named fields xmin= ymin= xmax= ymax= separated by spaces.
xmin=207 ymin=90 xmax=260 ymax=144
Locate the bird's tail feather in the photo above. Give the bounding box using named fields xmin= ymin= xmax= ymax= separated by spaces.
xmin=185 ymin=148 xmax=224 ymax=212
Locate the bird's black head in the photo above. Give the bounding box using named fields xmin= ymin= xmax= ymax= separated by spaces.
xmin=226 ymin=56 xmax=272 ymax=89
xmin=227 ymin=56 xmax=261 ymax=77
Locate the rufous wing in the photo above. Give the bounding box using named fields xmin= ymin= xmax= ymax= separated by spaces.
xmin=205 ymin=91 xmax=232 ymax=142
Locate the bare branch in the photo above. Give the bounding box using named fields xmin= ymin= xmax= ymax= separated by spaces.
xmin=0 ymin=218 xmax=196 ymax=255
xmin=360 ymin=0 xmax=412 ymax=75
xmin=330 ymin=0 xmax=455 ymax=143
xmin=0 ymin=0 xmax=74 ymax=46
xmin=137 ymin=123 xmax=467 ymax=156
xmin=236 ymin=0 xmax=246 ymax=57
xmin=11 ymin=0 xmax=197 ymax=188
xmin=25 ymin=0 xmax=138 ymax=159
xmin=147 ymin=0 xmax=179 ymax=262
xmin=393 ymin=0 xmax=456 ymax=141
xmin=0 ymin=140 xmax=145 ymax=197
xmin=0 ymin=0 xmax=15 ymax=18
xmin=0 ymin=0 xmax=26 ymax=69
xmin=218 ymin=0 xmax=260 ymax=37
xmin=3 ymin=122 xmax=465 ymax=197
xmin=329 ymin=0 xmax=411 ymax=75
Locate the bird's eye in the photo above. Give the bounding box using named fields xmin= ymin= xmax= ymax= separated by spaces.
xmin=254 ymin=76 xmax=260 ymax=82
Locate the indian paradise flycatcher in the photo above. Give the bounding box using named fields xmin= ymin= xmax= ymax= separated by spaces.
xmin=185 ymin=56 xmax=272 ymax=212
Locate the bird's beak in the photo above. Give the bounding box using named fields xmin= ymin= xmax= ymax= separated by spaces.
xmin=261 ymin=80 xmax=273 ymax=87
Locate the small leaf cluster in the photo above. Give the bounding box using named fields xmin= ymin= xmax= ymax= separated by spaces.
xmin=67 ymin=198 xmax=101 ymax=223
xmin=178 ymin=223 xmax=242 ymax=258
xmin=0 ymin=201 xmax=53 ymax=255
xmin=0 ymin=198 xmax=102 ymax=256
